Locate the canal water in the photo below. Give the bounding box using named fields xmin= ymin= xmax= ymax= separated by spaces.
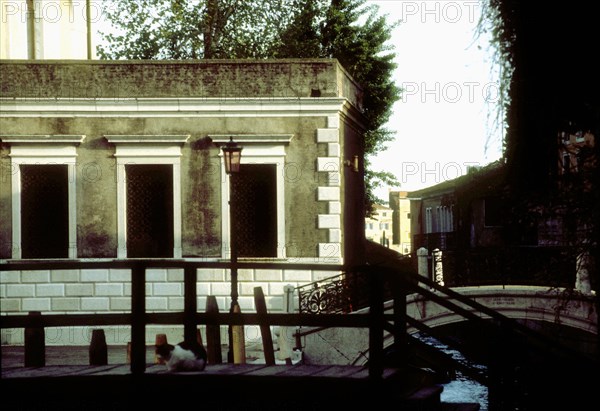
xmin=416 ymin=333 xmax=489 ymax=410
xmin=417 ymin=321 xmax=598 ymax=411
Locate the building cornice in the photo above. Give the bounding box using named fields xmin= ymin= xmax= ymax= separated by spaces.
xmin=0 ymin=96 xmax=345 ymax=115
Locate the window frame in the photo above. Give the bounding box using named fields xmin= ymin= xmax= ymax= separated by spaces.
xmin=105 ymin=135 xmax=189 ymax=259
xmin=1 ymin=135 xmax=84 ymax=259
xmin=211 ymin=135 xmax=292 ymax=260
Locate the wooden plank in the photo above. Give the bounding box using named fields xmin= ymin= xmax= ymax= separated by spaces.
xmin=205 ymin=296 xmax=222 ymax=364
xmin=204 ymin=364 xmax=266 ymax=376
xmin=243 ymin=365 xmax=292 ymax=377
xmin=144 ymin=364 xmax=168 ymax=374
xmin=273 ymin=365 xmax=332 ymax=377
xmin=1 ymin=365 xmax=102 ymax=378
xmin=203 ymin=363 xmax=234 ymax=374
xmin=90 ymin=365 xmax=138 ymax=375
xmin=311 ymin=365 xmax=368 ymax=378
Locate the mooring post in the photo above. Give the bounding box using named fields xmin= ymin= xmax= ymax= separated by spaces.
xmin=232 ymin=303 xmax=246 ymax=364
xmin=89 ymin=329 xmax=108 ymax=365
xmin=154 ymin=333 xmax=168 ymax=364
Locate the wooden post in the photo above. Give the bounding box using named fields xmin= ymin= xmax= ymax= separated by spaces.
xmin=232 ymin=303 xmax=246 ymax=364
xmin=368 ymin=268 xmax=384 ymax=380
xmin=184 ymin=266 xmax=197 ymax=343
xmin=393 ymin=275 xmax=408 ymax=365
xmin=130 ymin=263 xmax=146 ymax=374
xmin=278 ymin=284 xmax=295 ymax=365
xmin=205 ymin=296 xmax=222 ymax=364
xmin=154 ymin=334 xmax=168 ymax=364
xmin=24 ymin=311 xmax=45 ymax=367
xmin=89 ymin=329 xmax=108 ymax=365
xmin=126 ymin=342 xmax=132 ymax=364
xmin=254 ymin=286 xmax=275 ymax=366
xmin=196 ymin=328 xmax=204 ymax=346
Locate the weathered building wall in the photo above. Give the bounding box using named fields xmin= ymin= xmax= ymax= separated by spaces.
xmin=0 ymin=60 xmax=354 ymax=101
xmin=0 ymin=60 xmax=365 ymax=345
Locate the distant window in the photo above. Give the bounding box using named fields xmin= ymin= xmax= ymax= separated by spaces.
xmin=437 ymin=205 xmax=454 ymax=233
xmin=382 ymin=212 xmax=387 ymax=217
xmin=425 ymin=207 xmax=433 ymax=234
xmin=407 ymin=213 xmax=411 ymax=219
xmin=484 ymin=197 xmax=502 ymax=227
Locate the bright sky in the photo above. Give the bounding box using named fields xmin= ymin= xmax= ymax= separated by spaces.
xmin=367 ymin=0 xmax=504 ymax=201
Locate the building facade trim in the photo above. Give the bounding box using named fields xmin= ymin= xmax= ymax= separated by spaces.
xmin=0 ymin=134 xmax=85 ymax=259
xmin=105 ymin=135 xmax=190 ymax=259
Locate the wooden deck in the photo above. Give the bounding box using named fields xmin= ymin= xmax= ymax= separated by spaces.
xmin=1 ymin=363 xmax=437 ymax=410
xmin=1 ymin=362 xmax=400 ymax=379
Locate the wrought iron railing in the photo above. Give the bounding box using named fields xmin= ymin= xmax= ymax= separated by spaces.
xmin=296 ymin=271 xmax=376 ymax=314
xmin=297 ymin=273 xmax=352 ymax=314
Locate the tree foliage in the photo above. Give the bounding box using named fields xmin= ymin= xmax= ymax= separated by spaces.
xmin=479 ymin=0 xmax=600 ymax=294
xmin=97 ymin=0 xmax=301 ymax=59
xmin=98 ymin=0 xmax=401 ymax=207
xmin=270 ymin=0 xmax=401 ymax=208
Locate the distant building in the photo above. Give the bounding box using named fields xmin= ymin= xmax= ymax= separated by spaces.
xmin=365 ymin=203 xmax=394 ymax=250
xmin=388 ymin=191 xmax=412 ymax=254
xmin=0 ymin=0 xmax=95 ymax=59
xmin=408 ymin=160 xmax=506 ymax=253
xmin=557 ymin=130 xmax=595 ymax=176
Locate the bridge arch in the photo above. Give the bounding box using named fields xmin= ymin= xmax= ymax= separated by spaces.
xmin=406 ymin=285 xmax=597 ymax=335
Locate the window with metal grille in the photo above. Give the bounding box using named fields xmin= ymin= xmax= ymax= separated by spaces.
xmin=231 ymin=164 xmax=277 ymax=258
xmin=126 ymin=164 xmax=174 ymax=258
xmin=20 ymin=165 xmax=69 ymax=258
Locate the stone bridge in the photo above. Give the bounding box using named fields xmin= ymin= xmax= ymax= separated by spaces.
xmin=405 ymin=285 xmax=597 ymax=335
xmin=300 ymin=285 xmax=597 ymax=366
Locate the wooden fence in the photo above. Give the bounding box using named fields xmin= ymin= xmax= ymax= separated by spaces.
xmin=0 ymin=259 xmax=405 ymax=380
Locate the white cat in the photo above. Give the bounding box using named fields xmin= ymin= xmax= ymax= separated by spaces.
xmin=155 ymin=340 xmax=207 ymax=372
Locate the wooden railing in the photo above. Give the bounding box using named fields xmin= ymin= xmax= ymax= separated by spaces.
xmin=0 ymin=259 xmax=398 ymax=380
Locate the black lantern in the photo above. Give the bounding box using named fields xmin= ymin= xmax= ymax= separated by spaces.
xmin=222 ymin=137 xmax=242 ymax=174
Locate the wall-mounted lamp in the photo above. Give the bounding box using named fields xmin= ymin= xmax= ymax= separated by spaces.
xmin=344 ymin=155 xmax=359 ymax=173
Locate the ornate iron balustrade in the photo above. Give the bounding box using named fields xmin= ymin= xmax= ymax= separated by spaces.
xmin=297 ymin=273 xmax=353 ymax=314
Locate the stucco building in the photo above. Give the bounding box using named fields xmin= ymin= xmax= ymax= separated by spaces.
xmin=0 ymin=59 xmax=367 ymax=344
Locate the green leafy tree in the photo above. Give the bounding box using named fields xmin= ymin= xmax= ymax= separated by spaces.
xmin=98 ymin=0 xmax=401 ymax=208
xmin=97 ymin=0 xmax=300 ymax=59
xmin=270 ymin=0 xmax=400 ymax=209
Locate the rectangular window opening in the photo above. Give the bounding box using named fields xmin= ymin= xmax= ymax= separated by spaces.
xmin=126 ymin=164 xmax=174 ymax=258
xmin=231 ymin=164 xmax=277 ymax=258
xmin=20 ymin=165 xmax=69 ymax=258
